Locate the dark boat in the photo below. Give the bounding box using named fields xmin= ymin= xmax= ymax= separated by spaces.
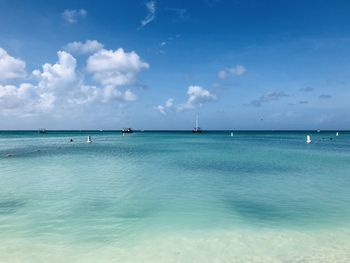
xmin=121 ymin=128 xmax=134 ymax=133
xmin=192 ymin=114 xmax=203 ymax=133
xmin=192 ymin=127 xmax=202 ymax=133
xmin=38 ymin=128 xmax=47 ymax=134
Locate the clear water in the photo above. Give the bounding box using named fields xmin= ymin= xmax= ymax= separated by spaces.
xmin=1 ymin=131 xmax=350 ymax=262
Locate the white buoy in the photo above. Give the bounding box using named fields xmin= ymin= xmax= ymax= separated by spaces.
xmin=336 ymin=132 xmax=339 ymax=137
xmin=231 ymin=132 xmax=233 ymax=137
xmin=306 ymin=135 xmax=311 ymax=144
xmin=86 ymin=136 xmax=92 ymax=143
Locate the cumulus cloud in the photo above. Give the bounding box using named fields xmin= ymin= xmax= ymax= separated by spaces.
xmin=0 ymin=47 xmax=26 ymax=82
xmin=299 ymin=87 xmax=314 ymax=92
xmin=101 ymin=86 xmax=137 ymax=102
xmin=87 ymin=48 xmax=149 ymax=87
xmin=64 ymin=40 xmax=104 ymax=54
xmin=154 ymin=98 xmax=174 ymax=115
xmin=319 ymin=94 xmax=332 ymax=99
xmin=165 ymin=98 xmax=174 ymax=108
xmin=218 ymin=65 xmax=246 ymax=79
xmin=248 ymin=91 xmax=289 ymax=107
xmin=33 ymin=51 xmax=77 ymax=91
xmin=178 ymin=85 xmax=216 ymax=111
xmin=0 ymin=42 xmax=149 ymax=118
xmin=62 ymin=9 xmax=87 ymax=23
xmin=140 ymin=1 xmax=156 ymax=28
xmin=155 ymin=86 xmax=215 ymax=114
xmin=0 ymin=83 xmax=55 ymax=116
xmin=29 ymin=50 xmax=79 ymax=112
xmin=0 ymin=83 xmax=34 ymax=110
xmin=154 ymin=105 xmax=166 ymax=115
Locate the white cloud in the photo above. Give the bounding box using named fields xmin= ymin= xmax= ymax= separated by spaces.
xmin=155 ymin=86 xmax=216 ymax=115
xmin=154 ymin=98 xmax=174 ymax=115
xmin=102 ymin=86 xmax=137 ymax=102
xmin=0 ymin=42 xmax=149 ymax=118
xmin=154 ymin=105 xmax=166 ymax=115
xmin=33 ymin=50 xmax=77 ymax=92
xmin=140 ymin=1 xmax=156 ymax=28
xmin=28 ymin=50 xmax=78 ymax=112
xmin=62 ymin=9 xmax=87 ymax=23
xmin=165 ymin=98 xmax=174 ymax=108
xmin=0 ymin=83 xmax=54 ymax=116
xmin=0 ymin=47 xmax=26 ymax=82
xmin=86 ymin=48 xmax=149 ymax=87
xmin=64 ymin=40 xmax=104 ymax=54
xmin=178 ymin=85 xmax=216 ymax=111
xmin=218 ymin=65 xmax=246 ymax=79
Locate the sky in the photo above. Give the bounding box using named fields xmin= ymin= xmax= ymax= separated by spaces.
xmin=0 ymin=0 xmax=350 ymax=130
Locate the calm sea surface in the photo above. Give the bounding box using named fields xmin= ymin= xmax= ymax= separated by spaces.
xmin=1 ymin=131 xmax=350 ymax=262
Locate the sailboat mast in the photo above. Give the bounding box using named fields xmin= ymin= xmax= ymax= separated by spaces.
xmin=196 ymin=114 xmax=199 ymax=131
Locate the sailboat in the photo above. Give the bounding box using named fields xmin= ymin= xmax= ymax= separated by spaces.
xmin=86 ymin=136 xmax=92 ymax=143
xmin=192 ymin=114 xmax=202 ymax=133
xmin=121 ymin=128 xmax=133 ymax=133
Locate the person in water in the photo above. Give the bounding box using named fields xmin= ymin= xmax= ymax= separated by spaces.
xmin=70 ymin=139 xmax=74 ymax=142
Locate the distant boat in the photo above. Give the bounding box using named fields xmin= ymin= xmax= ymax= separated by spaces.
xmin=317 ymin=129 xmax=321 ymax=133
xmin=121 ymin=128 xmax=133 ymax=133
xmin=306 ymin=135 xmax=312 ymax=144
xmin=336 ymin=132 xmax=339 ymax=136
xmin=86 ymin=136 xmax=92 ymax=143
xmin=231 ymin=132 xmax=234 ymax=137
xmin=38 ymin=128 xmax=46 ymax=134
xmin=192 ymin=114 xmax=202 ymax=133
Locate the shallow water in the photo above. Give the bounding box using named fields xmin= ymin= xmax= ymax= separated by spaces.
xmin=1 ymin=131 xmax=350 ymax=262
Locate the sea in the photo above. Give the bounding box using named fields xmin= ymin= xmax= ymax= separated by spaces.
xmin=0 ymin=130 xmax=350 ymax=263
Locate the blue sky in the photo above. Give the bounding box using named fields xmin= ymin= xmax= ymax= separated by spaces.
xmin=0 ymin=0 xmax=349 ymax=130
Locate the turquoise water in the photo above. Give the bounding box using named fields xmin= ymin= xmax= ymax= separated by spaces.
xmin=1 ymin=131 xmax=350 ymax=262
